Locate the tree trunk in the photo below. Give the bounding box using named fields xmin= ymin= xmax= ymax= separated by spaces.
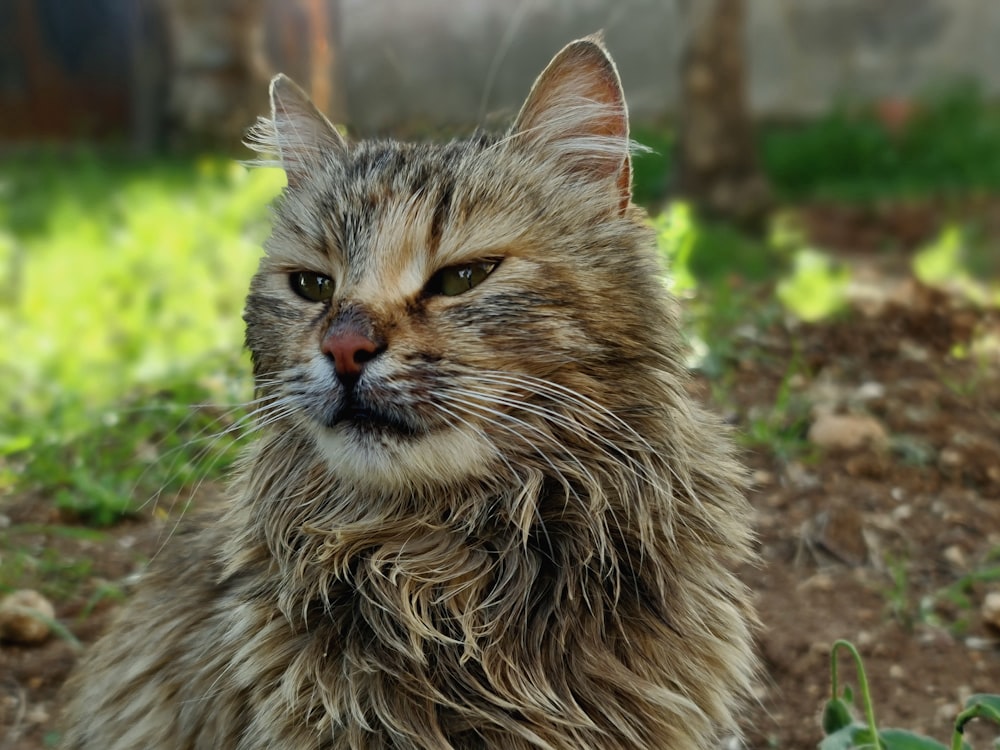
xmin=304 ymin=0 xmax=347 ymax=125
xmin=675 ymin=0 xmax=771 ymax=230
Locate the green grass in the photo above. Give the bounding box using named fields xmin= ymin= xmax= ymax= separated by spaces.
xmin=1 ymin=150 xmax=284 ymax=522
xmin=763 ymin=86 xmax=1000 ymax=200
xmin=630 ymin=84 xmax=1000 ymax=204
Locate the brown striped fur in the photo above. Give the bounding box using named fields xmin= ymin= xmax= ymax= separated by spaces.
xmin=60 ymin=36 xmax=756 ymax=749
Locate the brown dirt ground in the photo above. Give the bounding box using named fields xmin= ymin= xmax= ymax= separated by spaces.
xmin=2 ymin=201 xmax=999 ymax=749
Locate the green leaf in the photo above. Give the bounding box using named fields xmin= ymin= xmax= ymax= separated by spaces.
xmin=953 ymin=694 xmax=1000 ymax=741
xmin=819 ymin=723 xmax=866 ymax=750
xmin=823 ymin=697 xmax=856 ymax=734
xmin=962 ymin=693 xmax=1000 ymax=720
xmin=0 ymin=433 xmax=32 ymax=455
xmin=879 ymin=728 xmax=950 ymax=750
xmin=776 ymin=248 xmax=851 ymax=322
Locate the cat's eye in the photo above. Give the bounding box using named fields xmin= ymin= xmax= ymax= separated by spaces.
xmin=425 ymin=261 xmax=499 ymax=297
xmin=290 ymin=271 xmax=335 ymax=302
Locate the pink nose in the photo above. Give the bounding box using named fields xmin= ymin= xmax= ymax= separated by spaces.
xmin=321 ymin=331 xmax=381 ymax=380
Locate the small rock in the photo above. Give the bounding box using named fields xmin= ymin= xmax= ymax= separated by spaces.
xmin=855 ymin=381 xmax=886 ymax=401
xmin=785 ymin=462 xmax=820 ymax=489
xmin=808 ymin=413 xmax=889 ymax=451
xmin=939 ymin=448 xmax=964 ymax=469
xmin=889 ymin=664 xmax=905 ymax=679
xmin=798 ymin=572 xmax=836 ymax=592
xmin=943 ymin=545 xmax=967 ymax=569
xmin=899 ymin=339 xmax=930 ymax=362
xmin=751 ymin=469 xmax=773 ymax=487
xmin=25 ymin=704 xmax=50 ymax=724
xmin=937 ymin=702 xmax=959 ymax=723
xmin=981 ymin=591 xmax=1000 ymax=631
xmin=966 ymin=636 xmax=996 ymax=651
xmin=891 ymin=503 xmax=912 ymax=521
xmin=0 ymin=589 xmax=55 ymax=645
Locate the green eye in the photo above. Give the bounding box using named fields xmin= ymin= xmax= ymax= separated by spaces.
xmin=426 ymin=261 xmax=498 ymax=297
xmin=290 ymin=271 xmax=334 ymax=302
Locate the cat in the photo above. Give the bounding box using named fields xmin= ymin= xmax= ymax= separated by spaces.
xmin=60 ymin=35 xmax=756 ymax=750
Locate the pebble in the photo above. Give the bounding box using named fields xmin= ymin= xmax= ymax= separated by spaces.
xmin=943 ymin=545 xmax=967 ymax=569
xmin=939 ymin=448 xmax=964 ymax=468
xmin=937 ymin=702 xmax=959 ymax=722
xmin=808 ymin=413 xmax=889 ymax=451
xmin=785 ymin=462 xmax=820 ymax=489
xmin=891 ymin=503 xmax=912 ymax=521
xmin=0 ymin=589 xmax=55 ymax=645
xmin=966 ymin=636 xmax=996 ymax=651
xmin=855 ymin=381 xmax=886 ymax=401
xmin=980 ymin=591 xmax=1000 ymax=631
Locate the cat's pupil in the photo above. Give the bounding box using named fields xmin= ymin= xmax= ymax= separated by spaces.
xmin=290 ymin=271 xmax=334 ymax=302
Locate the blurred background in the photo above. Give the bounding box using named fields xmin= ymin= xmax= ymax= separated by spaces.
xmin=6 ymin=0 xmax=1000 ymax=142
xmin=2 ymin=2 xmax=1000 ymax=749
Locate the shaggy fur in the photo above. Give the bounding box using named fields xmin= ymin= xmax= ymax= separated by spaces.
xmin=60 ymin=36 xmax=756 ymax=749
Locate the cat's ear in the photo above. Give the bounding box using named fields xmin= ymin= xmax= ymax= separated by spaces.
xmin=512 ymin=35 xmax=632 ymax=214
xmin=245 ymin=74 xmax=347 ymax=187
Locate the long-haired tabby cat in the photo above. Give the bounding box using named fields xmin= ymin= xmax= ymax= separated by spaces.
xmin=61 ymin=35 xmax=756 ymax=749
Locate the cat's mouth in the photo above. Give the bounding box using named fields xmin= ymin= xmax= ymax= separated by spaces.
xmin=330 ymin=400 xmax=420 ymax=439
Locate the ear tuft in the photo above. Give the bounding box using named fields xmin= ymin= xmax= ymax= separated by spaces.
xmin=244 ymin=74 xmax=347 ymax=186
xmin=511 ymin=35 xmax=632 ymax=213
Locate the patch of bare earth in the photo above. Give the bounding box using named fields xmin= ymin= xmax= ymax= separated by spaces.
xmin=738 ymin=201 xmax=1000 ymax=748
xmin=1 ymin=200 xmax=998 ymax=748
xmin=0 ymin=488 xmax=223 ymax=749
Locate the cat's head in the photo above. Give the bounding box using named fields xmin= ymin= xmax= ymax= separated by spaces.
xmin=244 ymin=36 xmax=676 ymax=491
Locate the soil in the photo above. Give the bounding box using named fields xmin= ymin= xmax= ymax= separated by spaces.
xmin=2 ymin=199 xmax=999 ymax=749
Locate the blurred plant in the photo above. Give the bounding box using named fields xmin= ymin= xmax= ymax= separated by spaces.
xmin=764 ymin=84 xmax=1000 ymax=201
xmin=0 ymin=152 xmax=283 ymax=522
xmin=820 ymin=640 xmax=1000 ymax=750
xmin=654 ymin=202 xmax=698 ymax=294
xmin=630 ymin=127 xmax=675 ymax=208
xmin=777 ymin=248 xmax=851 ymax=322
xmin=919 ymin=565 xmax=1000 ymax=635
xmin=739 ymin=358 xmax=813 ymax=463
xmin=913 ymin=224 xmax=1000 ymax=307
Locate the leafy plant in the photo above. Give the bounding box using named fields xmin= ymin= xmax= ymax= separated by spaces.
xmin=1 ymin=152 xmax=280 ymax=523
xmin=919 ymin=566 xmax=1000 ymax=634
xmin=777 ymin=248 xmax=851 ymax=323
xmin=764 ymin=85 xmax=1000 ymax=201
xmin=821 ymin=640 xmax=1000 ymax=749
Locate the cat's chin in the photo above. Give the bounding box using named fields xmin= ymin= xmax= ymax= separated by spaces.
xmin=312 ymin=423 xmax=495 ymax=489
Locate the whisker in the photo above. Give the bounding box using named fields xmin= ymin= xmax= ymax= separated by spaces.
xmin=436 ymin=394 xmax=591 ymax=539
xmin=449 ymin=379 xmax=665 ymax=500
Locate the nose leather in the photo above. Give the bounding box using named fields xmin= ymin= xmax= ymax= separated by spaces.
xmin=321 ymin=330 xmax=380 ymax=379
xmin=320 ymin=305 xmax=385 ymax=387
